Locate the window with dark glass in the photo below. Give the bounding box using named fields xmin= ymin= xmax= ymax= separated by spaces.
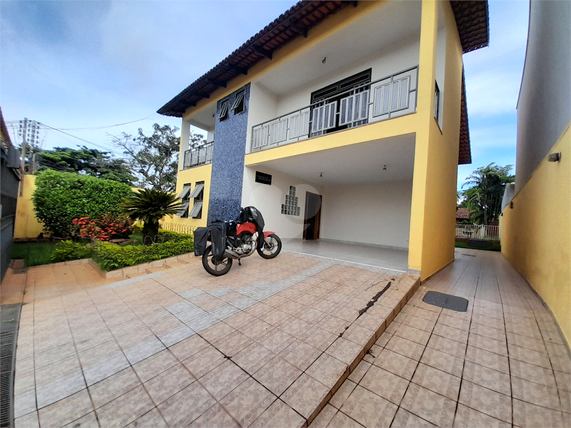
xmin=189 ymin=181 xmax=204 ymax=219
xmin=232 ymin=90 xmax=245 ymax=114
xmin=310 ymin=69 xmax=372 ymax=137
xmin=177 ymin=183 xmax=191 ymax=218
xmin=219 ymin=100 xmax=229 ymax=121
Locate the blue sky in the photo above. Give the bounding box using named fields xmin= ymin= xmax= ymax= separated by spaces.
xmin=1 ymin=0 xmax=528 ymax=190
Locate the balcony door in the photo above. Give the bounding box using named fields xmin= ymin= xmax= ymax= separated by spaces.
xmin=310 ymin=69 xmax=371 ymax=137
xmin=303 ymin=192 xmax=322 ymax=241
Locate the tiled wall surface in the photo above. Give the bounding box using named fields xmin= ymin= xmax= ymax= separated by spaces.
xmin=207 ymin=84 xmax=251 ymax=224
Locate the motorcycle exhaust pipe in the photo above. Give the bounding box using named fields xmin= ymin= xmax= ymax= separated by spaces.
xmin=224 ymin=250 xmax=240 ymax=259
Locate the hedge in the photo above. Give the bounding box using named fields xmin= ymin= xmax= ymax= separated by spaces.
xmin=32 ymin=170 xmax=133 ymax=237
xmin=51 ymin=241 xmax=93 ymax=263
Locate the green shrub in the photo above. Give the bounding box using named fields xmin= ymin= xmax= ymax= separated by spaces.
xmin=93 ymin=237 xmax=194 ymax=271
xmin=33 ymin=170 xmax=133 ymax=237
xmin=51 ymin=241 xmax=93 ymax=263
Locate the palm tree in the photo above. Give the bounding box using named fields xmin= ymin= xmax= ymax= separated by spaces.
xmin=120 ymin=189 xmax=182 ymax=237
xmin=461 ymin=163 xmax=515 ymax=225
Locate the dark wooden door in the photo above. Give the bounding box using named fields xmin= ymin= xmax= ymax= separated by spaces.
xmin=303 ymin=192 xmax=322 ymax=240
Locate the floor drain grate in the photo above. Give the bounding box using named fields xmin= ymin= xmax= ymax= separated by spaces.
xmin=423 ymin=291 xmax=468 ymax=312
xmin=0 ymin=304 xmax=22 ymax=428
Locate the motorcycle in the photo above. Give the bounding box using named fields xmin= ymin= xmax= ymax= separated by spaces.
xmin=194 ymin=206 xmax=282 ymax=276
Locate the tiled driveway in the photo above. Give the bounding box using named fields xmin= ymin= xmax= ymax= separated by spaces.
xmin=310 ymin=250 xmax=571 ymax=428
xmin=4 ymin=248 xmax=570 ymax=427
xmin=8 ymin=251 xmax=416 ymax=427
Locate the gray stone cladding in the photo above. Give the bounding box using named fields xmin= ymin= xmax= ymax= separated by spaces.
xmin=208 ymin=84 xmax=250 ymax=223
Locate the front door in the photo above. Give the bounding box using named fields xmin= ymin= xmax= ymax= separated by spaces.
xmin=304 ymin=192 xmax=322 ymax=240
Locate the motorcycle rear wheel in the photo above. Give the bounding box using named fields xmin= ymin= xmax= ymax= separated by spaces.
xmin=257 ymin=234 xmax=282 ymax=259
xmin=202 ymin=245 xmax=233 ymax=276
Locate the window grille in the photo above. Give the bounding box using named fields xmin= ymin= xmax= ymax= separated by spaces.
xmin=232 ymin=90 xmax=245 ymax=114
xmin=219 ymin=100 xmax=229 ymax=121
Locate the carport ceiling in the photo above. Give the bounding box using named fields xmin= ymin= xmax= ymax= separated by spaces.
xmin=251 ymin=134 xmax=415 ymax=186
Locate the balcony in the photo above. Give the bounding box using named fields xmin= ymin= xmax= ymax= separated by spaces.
xmin=182 ymin=142 xmax=214 ymax=169
xmin=251 ymin=67 xmax=418 ymax=153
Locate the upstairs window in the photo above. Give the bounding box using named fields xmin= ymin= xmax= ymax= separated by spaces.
xmin=434 ymin=82 xmax=441 ymax=122
xmin=232 ymin=90 xmax=245 ymax=114
xmin=219 ymin=100 xmax=229 ymax=121
xmin=189 ymin=181 xmax=205 ymax=219
xmin=176 ymin=183 xmax=191 ymax=218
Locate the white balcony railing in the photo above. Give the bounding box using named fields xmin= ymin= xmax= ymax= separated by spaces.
xmin=456 ymin=224 xmax=500 ymax=241
xmin=183 ymin=143 xmax=214 ymax=169
xmin=251 ymin=66 xmax=418 ymax=152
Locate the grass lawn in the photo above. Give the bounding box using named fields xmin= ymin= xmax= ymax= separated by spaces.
xmin=11 ymin=242 xmax=58 ymax=266
xmin=455 ymin=241 xmax=501 ymax=252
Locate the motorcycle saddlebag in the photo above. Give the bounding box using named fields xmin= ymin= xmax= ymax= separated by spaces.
xmin=193 ymin=227 xmax=210 ymax=256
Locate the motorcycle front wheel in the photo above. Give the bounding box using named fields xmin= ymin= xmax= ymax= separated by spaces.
xmin=202 ymin=245 xmax=233 ymax=276
xmin=257 ymin=234 xmax=282 ymax=259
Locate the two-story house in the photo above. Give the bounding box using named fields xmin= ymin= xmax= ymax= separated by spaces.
xmin=158 ymin=0 xmax=489 ymax=281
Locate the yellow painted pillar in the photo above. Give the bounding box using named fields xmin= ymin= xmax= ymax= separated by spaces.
xmin=408 ymin=0 xmax=439 ymax=273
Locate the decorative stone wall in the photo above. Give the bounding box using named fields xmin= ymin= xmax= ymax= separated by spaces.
xmin=207 ymin=84 xmax=250 ymax=223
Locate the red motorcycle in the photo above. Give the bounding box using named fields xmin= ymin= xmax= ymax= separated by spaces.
xmin=194 ymin=207 xmax=282 ymax=276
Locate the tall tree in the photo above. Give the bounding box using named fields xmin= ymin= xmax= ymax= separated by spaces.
xmin=36 ymin=146 xmax=136 ymax=185
xmin=112 ymin=124 xmax=182 ymax=192
xmin=460 ymin=163 xmax=515 ymax=225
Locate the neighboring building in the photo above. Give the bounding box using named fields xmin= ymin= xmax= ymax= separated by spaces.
xmin=501 ymin=1 xmax=570 ymax=344
xmin=158 ymin=0 xmax=489 ymax=280
xmin=455 ymin=207 xmax=471 ymax=223
xmin=1 ymin=108 xmax=22 ymax=282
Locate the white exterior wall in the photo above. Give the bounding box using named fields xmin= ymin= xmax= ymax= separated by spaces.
xmin=241 ymin=166 xmax=323 ymax=239
xmin=321 ymin=181 xmax=413 ymax=249
xmin=245 ymin=33 xmax=420 ymax=154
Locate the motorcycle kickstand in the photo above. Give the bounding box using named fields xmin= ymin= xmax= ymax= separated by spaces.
xmin=238 ymin=259 xmax=241 ymax=266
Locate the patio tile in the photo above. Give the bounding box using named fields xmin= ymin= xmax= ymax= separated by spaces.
xmin=144 ymin=362 xmax=195 ymax=405
xmin=464 ymin=345 xmax=508 ymax=373
xmin=458 ymin=380 xmax=511 ymax=424
xmin=253 ymin=355 xmax=302 ymax=396
xmin=420 ymin=347 xmax=464 ymax=378
xmin=510 ymin=358 xmax=558 ymax=388
xmin=82 ymin=352 xmax=130 ymax=386
xmin=400 ymin=313 xmax=436 ymax=333
xmin=325 ymin=337 xmax=362 ymax=366
xmin=395 ymin=323 xmax=432 ymax=346
xmin=462 ymin=360 xmax=511 ymax=396
xmin=280 ymin=339 xmax=321 ymax=372
xmin=468 ymin=333 xmax=507 ymax=357
xmin=508 ymin=343 xmax=552 ymax=368
xmin=306 ymin=353 xmax=349 ymax=389
xmin=340 ymin=384 xmax=398 ymax=428
xmin=401 ymin=383 xmax=456 ymax=427
xmin=125 ymin=408 xmax=168 ymax=428
xmin=95 ymin=385 xmax=154 ymax=428
xmin=453 ymin=404 xmax=510 ymax=428
xmin=512 ymin=376 xmax=561 ymax=410
xmin=220 ymin=377 xmax=276 ymax=426
xmin=411 ymin=363 xmax=461 ymax=401
xmin=36 ymin=370 xmax=86 ymax=409
xmin=88 ymin=367 xmax=140 ymax=409
xmin=513 ymin=398 xmax=566 ymax=428
xmin=281 ymin=373 xmax=330 ymax=419
xmin=232 ymin=342 xmax=275 ymax=374
xmin=258 ymin=328 xmax=296 ymax=354
xmin=373 ymin=348 xmax=418 ymax=380
xmin=37 ymin=389 xmax=92 ymax=428
xmin=359 ymin=364 xmax=408 ymax=405
xmin=348 ymin=360 xmax=372 ymax=383
xmin=169 ymin=334 xmax=209 ymax=361
xmin=324 ymin=410 xmax=364 ymax=427
xmin=308 ymin=403 xmax=337 ymax=428
xmin=182 ymin=344 xmax=226 ymax=379
xmin=200 ymin=359 xmax=249 ymax=400
xmin=158 ymin=382 xmax=217 ymax=427
xmin=132 ymin=349 xmax=178 ymax=382
xmin=550 ymin=354 xmax=571 ymax=374
xmin=213 ymin=330 xmax=253 ymax=356
xmin=62 ymin=412 xmax=98 ymax=428
xmin=469 ymin=322 xmax=506 ymax=342
xmin=14 ymin=411 xmax=39 ymax=428
xmin=385 ymin=335 xmax=424 ymax=361
xmin=239 ymin=318 xmax=274 ymax=340
xmin=330 ymin=380 xmax=357 ymax=409
xmin=391 ymin=407 xmax=436 ymax=427
xmin=554 ymin=370 xmax=571 ymax=391
xmin=433 ymin=323 xmax=469 ymax=344
xmin=250 ymin=399 xmax=305 ymax=428
xmin=200 ymin=321 xmax=236 ymax=342
xmin=427 ymin=334 xmax=467 ymax=359
xmin=189 ymin=403 xmax=240 ymax=428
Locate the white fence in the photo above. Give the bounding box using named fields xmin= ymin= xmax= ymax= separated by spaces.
xmin=456 ymin=224 xmax=500 ymax=241
xmin=159 ymin=222 xmax=196 ymax=235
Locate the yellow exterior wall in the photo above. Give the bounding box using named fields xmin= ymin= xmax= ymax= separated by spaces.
xmin=500 ymin=124 xmax=571 ymax=344
xmin=168 ymin=164 xmax=212 ymax=229
xmin=14 ymin=175 xmax=44 ymax=239
xmin=408 ymin=0 xmax=463 ymax=279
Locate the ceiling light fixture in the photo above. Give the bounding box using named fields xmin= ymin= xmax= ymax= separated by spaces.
xmin=322 ymin=57 xmax=327 ymax=64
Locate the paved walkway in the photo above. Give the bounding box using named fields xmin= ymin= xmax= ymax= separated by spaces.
xmin=310 ymin=250 xmax=571 ymax=428
xmin=3 ymin=249 xmax=570 ymax=427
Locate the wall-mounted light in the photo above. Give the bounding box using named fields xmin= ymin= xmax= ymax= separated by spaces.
xmin=319 ymin=172 xmax=323 ymax=178
xmin=322 ymin=57 xmax=327 ymax=64
xmin=383 ymin=164 xmax=387 ymax=171
xmin=548 ymin=152 xmax=561 ymax=162
xmin=510 ymin=201 xmax=514 ymax=209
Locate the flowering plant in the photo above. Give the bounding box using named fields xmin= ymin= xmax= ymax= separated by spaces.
xmin=72 ymin=213 xmax=133 ymax=241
